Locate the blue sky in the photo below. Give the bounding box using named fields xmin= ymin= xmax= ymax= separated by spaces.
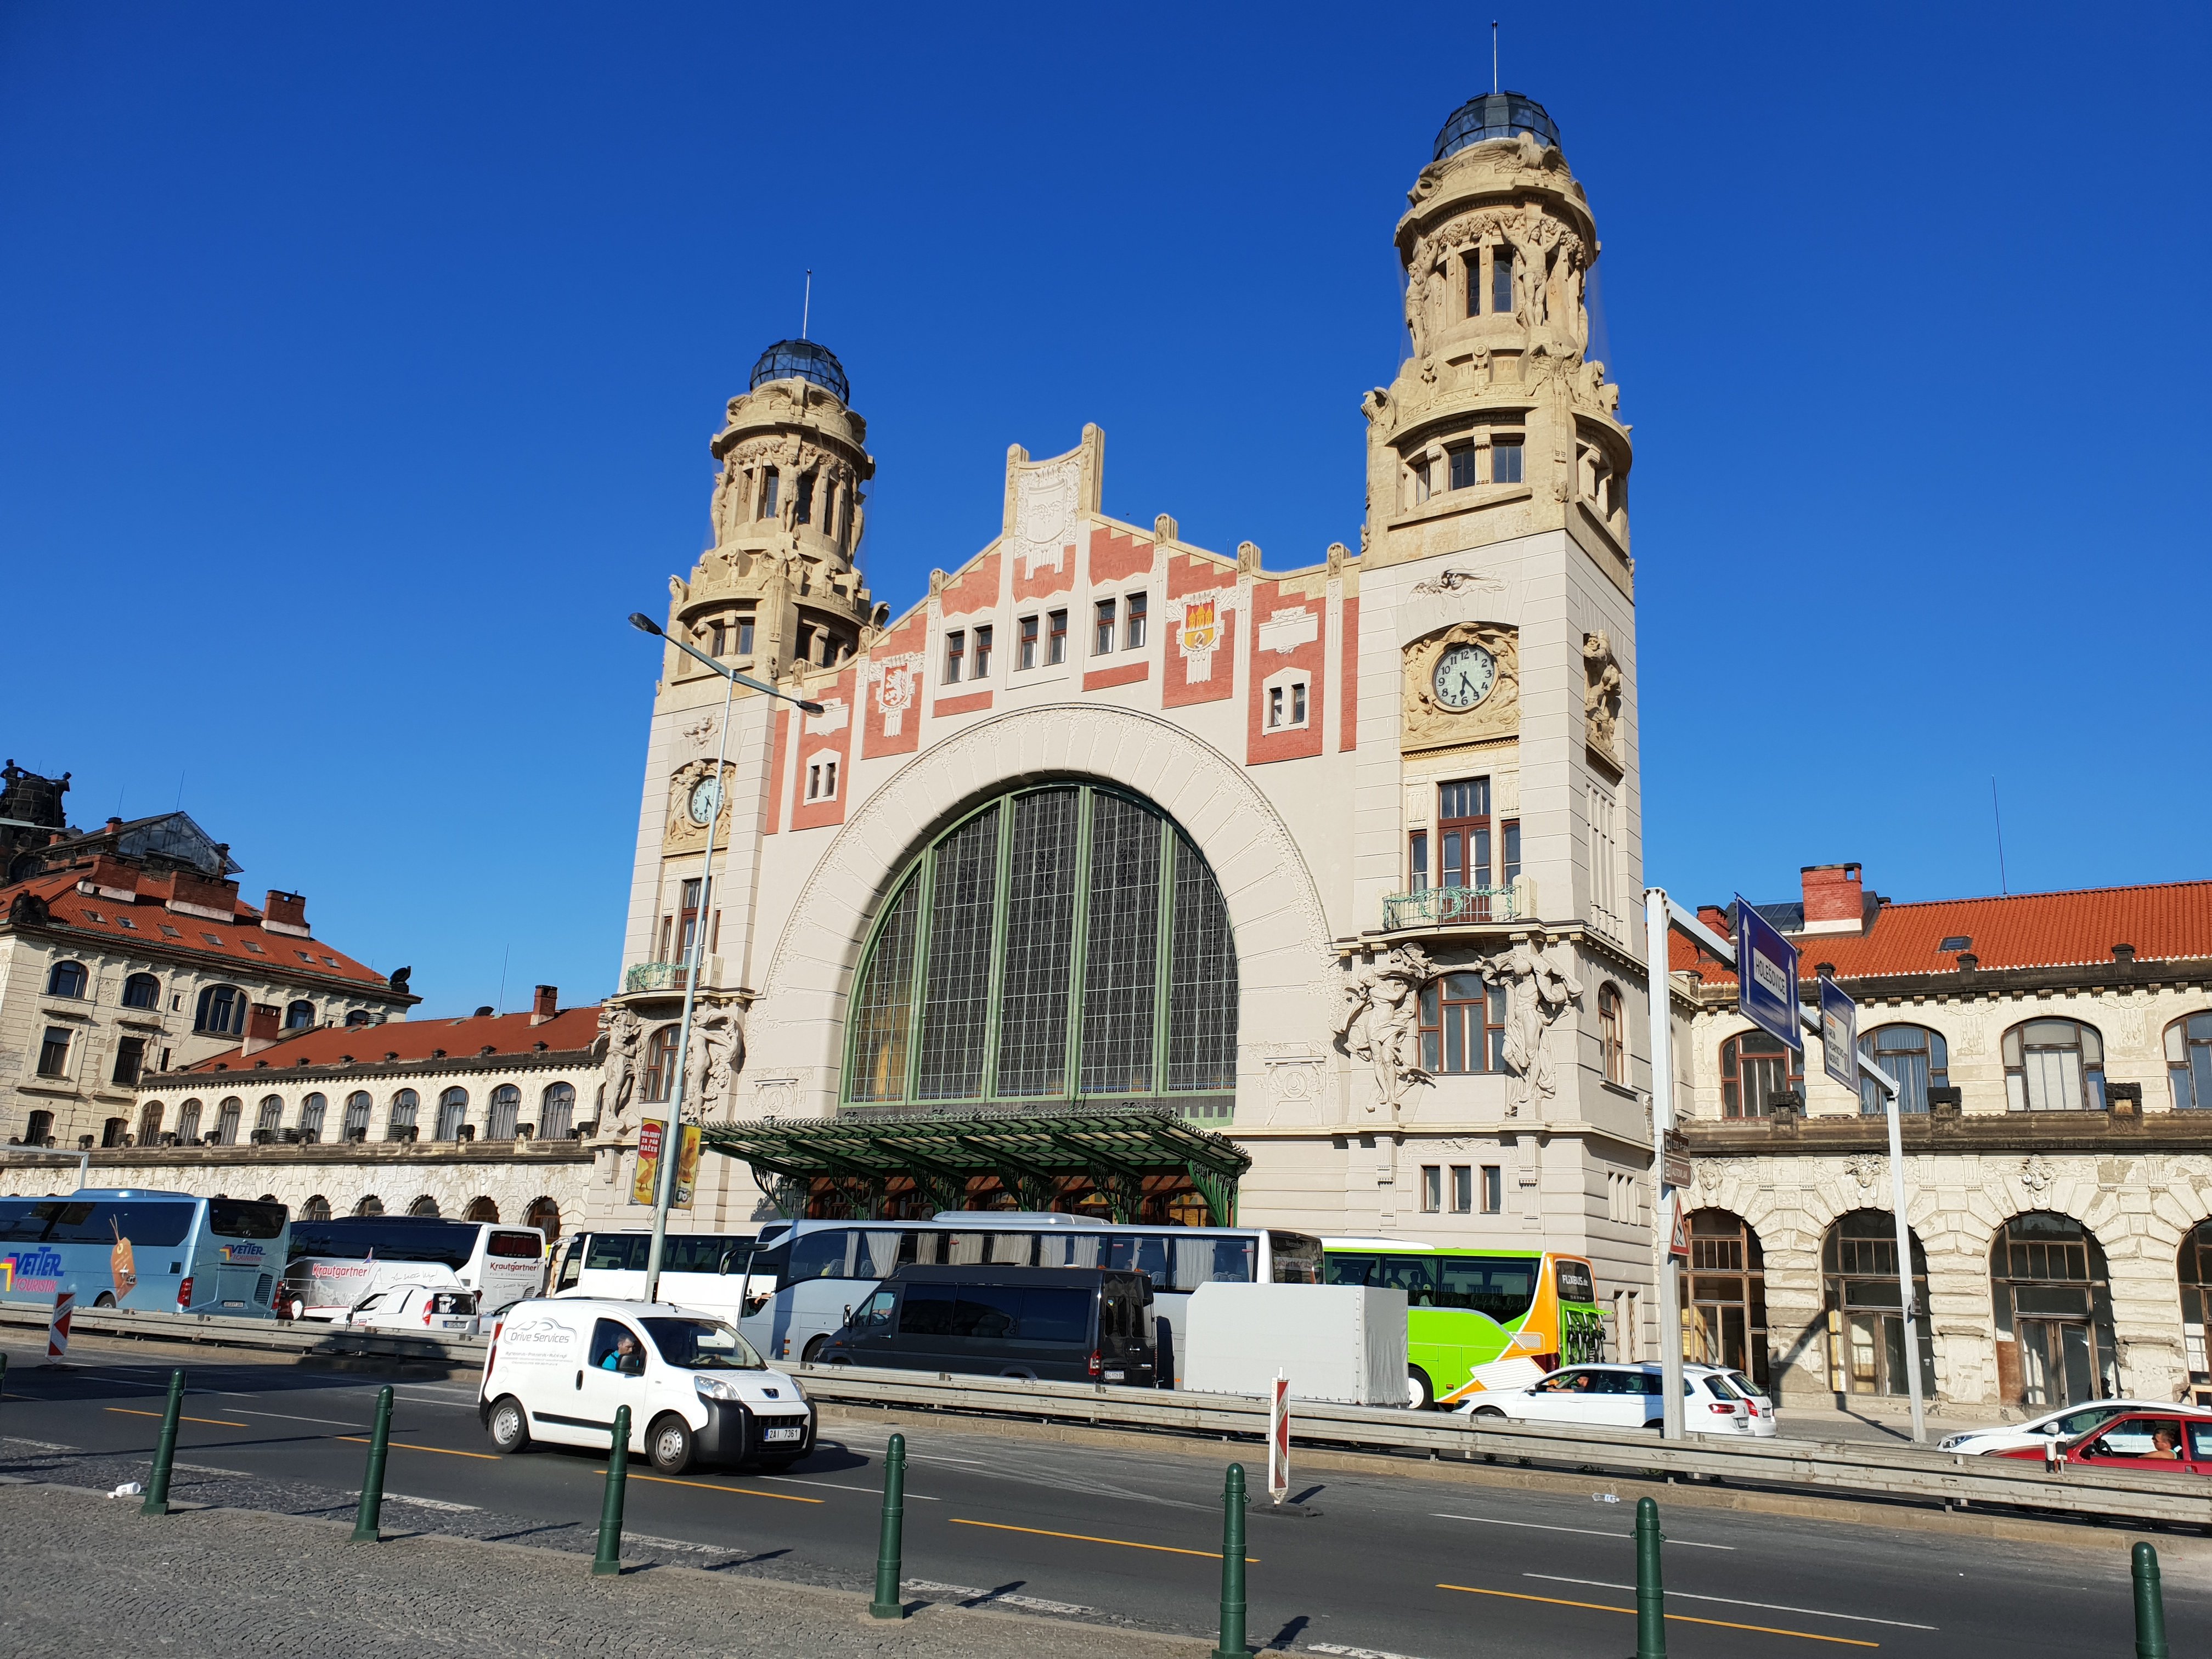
xmin=4 ymin=3 xmax=2207 ymax=1014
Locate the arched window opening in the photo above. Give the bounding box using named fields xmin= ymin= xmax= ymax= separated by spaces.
xmin=298 ymin=1093 xmax=327 ymax=1141
xmin=1684 ymin=1209 xmax=1768 ymax=1390
xmin=539 ymin=1082 xmax=575 ymax=1139
xmin=487 ymin=1085 xmax=520 ymax=1140
xmin=435 ymin=1087 xmax=469 ymax=1142
xmin=1598 ymin=983 xmax=1627 ymax=1086
xmin=342 ymin=1091 xmax=373 ymax=1139
xmin=2166 ymin=1013 xmax=2212 ymax=1111
xmin=21 ymin=1109 xmax=53 ymax=1147
xmin=138 ymin=1102 xmax=165 ymax=1143
xmin=121 ymin=973 xmax=161 ymax=1010
xmin=1418 ymin=973 xmax=1506 ymax=1074
xmin=1991 ymin=1211 xmax=2116 ymax=1407
xmin=2177 ymin=1222 xmax=2212 ymax=1404
xmin=524 ymin=1196 xmax=561 ymax=1243
xmin=213 ymin=1097 xmax=242 ymax=1146
xmin=1720 ymin=1029 xmax=1802 ymax=1119
xmin=354 ymin=1195 xmax=384 ymax=1217
xmin=2004 ymin=1019 xmax=2106 ymax=1111
xmin=408 ymin=1195 xmax=440 ymax=1218
xmin=345 ymin=1009 xmax=373 ymax=1029
xmin=302 ymin=1194 xmax=332 ymax=1221
xmin=45 ymin=960 xmax=88 ymax=998
xmin=284 ymin=1000 xmax=315 ymax=1031
xmin=195 ymin=984 xmax=247 ymax=1036
xmin=101 ymin=1117 xmax=127 ymax=1148
xmin=1858 ymin=1024 xmax=1946 ymax=1116
xmin=464 ymin=1197 xmax=499 ymax=1223
xmin=642 ymin=1027 xmax=679 ymax=1103
xmin=255 ymin=1096 xmax=283 ymax=1137
xmin=1822 ymin=1209 xmax=1933 ymax=1398
xmin=174 ymin=1100 xmax=202 ymax=1144
xmin=386 ymin=1089 xmax=419 ymax=1141
xmin=844 ymin=783 xmax=1237 ymax=1111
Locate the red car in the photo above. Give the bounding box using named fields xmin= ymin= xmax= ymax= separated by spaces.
xmin=1995 ymin=1410 xmax=2212 ymax=1473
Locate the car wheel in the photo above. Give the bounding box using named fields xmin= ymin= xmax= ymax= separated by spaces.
xmin=1472 ymin=1406 xmax=1506 ymax=1419
xmin=800 ymin=1335 xmax=828 ymax=1365
xmin=1408 ymin=1367 xmax=1435 ymax=1410
xmin=488 ymin=1396 xmax=532 ymax=1454
xmin=93 ymin=1293 xmax=116 ymax=1309
xmin=1644 ymin=1419 xmax=1665 ymax=1432
xmin=647 ymin=1412 xmax=696 ymax=1475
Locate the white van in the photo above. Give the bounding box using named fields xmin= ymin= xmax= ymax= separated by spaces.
xmin=477 ymin=1297 xmax=814 ymax=1475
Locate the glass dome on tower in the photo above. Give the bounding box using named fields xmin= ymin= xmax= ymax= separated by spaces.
xmin=748 ymin=338 xmax=850 ymax=403
xmin=1432 ymin=92 xmax=1560 ymax=161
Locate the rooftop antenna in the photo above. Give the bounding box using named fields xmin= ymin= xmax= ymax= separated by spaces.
xmin=1991 ymin=777 xmax=2010 ymax=895
xmin=1492 ymin=21 xmax=1499 ymax=94
xmin=800 ymin=269 xmax=812 ymax=341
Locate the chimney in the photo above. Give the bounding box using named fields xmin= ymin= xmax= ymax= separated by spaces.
xmin=1696 ymin=904 xmax=1730 ymax=936
xmin=241 ymin=1002 xmax=284 ymax=1056
xmin=531 ymin=985 xmax=558 ymax=1025
xmin=263 ymin=890 xmax=311 ymax=937
xmin=1799 ymin=863 xmax=1866 ymax=935
xmin=83 ymin=853 xmax=140 ymax=904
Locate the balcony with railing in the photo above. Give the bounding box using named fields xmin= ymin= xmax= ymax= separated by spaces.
xmin=623 ymin=962 xmax=690 ymax=994
xmin=1381 ymin=885 xmax=1517 ymax=931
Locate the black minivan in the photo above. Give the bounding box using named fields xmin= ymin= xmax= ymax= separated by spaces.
xmin=817 ymin=1263 xmax=1155 ymax=1385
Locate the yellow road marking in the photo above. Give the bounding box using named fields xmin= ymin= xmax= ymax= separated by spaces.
xmin=1437 ymin=1584 xmax=1877 ymax=1647
xmin=338 ymin=1435 xmax=500 ymax=1461
xmin=615 ymin=1471 xmax=823 ymax=1504
xmin=108 ymin=1407 xmax=247 ymax=1429
xmin=952 ymin=1517 xmax=1253 ymax=1561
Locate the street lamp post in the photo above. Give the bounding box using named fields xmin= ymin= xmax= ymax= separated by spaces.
xmin=625 ymin=613 xmax=822 ymax=1304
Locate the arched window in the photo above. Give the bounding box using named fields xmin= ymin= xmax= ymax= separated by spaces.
xmin=284 ymin=1000 xmax=316 ymax=1031
xmin=486 ymin=1084 xmax=520 ymax=1140
xmin=641 ymin=1026 xmax=679 ymax=1103
xmin=353 ymin=1194 xmax=384 ymax=1216
xmin=1686 ymin=1209 xmax=1768 ymax=1388
xmin=539 ymin=1082 xmax=575 ymax=1139
xmin=1598 ymin=984 xmax=1627 ymax=1086
xmin=174 ymin=1099 xmax=202 ymax=1143
xmin=2003 ymin=1018 xmax=2106 ymax=1112
xmin=101 ymin=1117 xmax=127 ymax=1148
xmin=255 ymin=1096 xmax=283 ymax=1136
xmin=342 ymin=1091 xmax=371 ymax=1138
xmin=195 ymin=984 xmax=247 ymax=1036
xmin=138 ymin=1101 xmax=165 ymax=1143
xmin=464 ymin=1197 xmax=499 ymax=1223
xmin=435 ymin=1087 xmax=468 ymax=1141
xmin=408 ymin=1195 xmax=440 ymax=1218
xmin=1822 ymin=1209 xmax=1932 ymax=1398
xmin=524 ymin=1196 xmax=561 ymax=1243
xmin=213 ymin=1097 xmax=242 ymax=1145
xmin=345 ymin=1009 xmax=373 ymax=1029
xmin=302 ymin=1194 xmax=332 ymax=1221
xmin=1418 ymin=972 xmax=1506 ymax=1073
xmin=2179 ymin=1221 xmax=2212 ymax=1401
xmin=386 ymin=1088 xmax=419 ymax=1140
xmin=22 ymin=1109 xmax=53 ymax=1147
xmin=844 ymin=783 xmax=1237 ymax=1106
xmin=1858 ymin=1024 xmax=1948 ymax=1116
xmin=1720 ymin=1029 xmax=1802 ymax=1119
xmin=121 ymin=973 xmax=161 ymax=1010
xmin=1991 ymin=1211 xmax=2116 ymax=1407
xmin=46 ymin=960 xmax=88 ymax=998
xmin=2166 ymin=1013 xmax=2212 ymax=1111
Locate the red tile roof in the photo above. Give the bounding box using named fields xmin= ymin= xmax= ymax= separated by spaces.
xmin=173 ymin=1005 xmax=605 ymax=1072
xmin=1671 ymin=880 xmax=2212 ymax=985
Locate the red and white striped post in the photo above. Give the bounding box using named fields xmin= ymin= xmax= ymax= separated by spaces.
xmin=46 ymin=1291 xmax=74 ymax=1364
xmin=1266 ymin=1372 xmax=1289 ymax=1505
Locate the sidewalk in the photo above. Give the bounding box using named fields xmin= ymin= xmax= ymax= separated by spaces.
xmin=0 ymin=1483 xmax=1200 ymax=1659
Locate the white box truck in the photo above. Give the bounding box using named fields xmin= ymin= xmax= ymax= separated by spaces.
xmin=1181 ymin=1283 xmax=1409 ymax=1406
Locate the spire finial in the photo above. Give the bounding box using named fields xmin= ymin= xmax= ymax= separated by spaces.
xmin=1491 ymin=21 xmax=1499 ymax=94
xmin=800 ymin=270 xmax=812 ymax=341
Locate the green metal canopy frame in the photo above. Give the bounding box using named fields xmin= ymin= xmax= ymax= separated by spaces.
xmin=698 ymin=1102 xmax=1252 ymax=1226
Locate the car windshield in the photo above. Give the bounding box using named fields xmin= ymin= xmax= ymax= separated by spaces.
xmin=640 ymin=1317 xmax=764 ymax=1371
xmin=1727 ymin=1372 xmax=1761 ymax=1400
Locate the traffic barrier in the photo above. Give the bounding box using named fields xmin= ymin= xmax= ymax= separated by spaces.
xmin=46 ymin=1292 xmax=72 ymax=1362
xmin=1209 ymin=1464 xmax=1249 ymax=1659
xmin=351 ymin=1385 xmax=394 ymax=1543
xmin=1634 ymin=1496 xmax=1665 ymax=1659
xmin=2134 ymin=1541 xmax=2168 ymax=1659
xmin=592 ymin=1406 xmax=631 ymax=1577
xmin=140 ymin=1369 xmax=183 ymax=1517
xmin=869 ymin=1431 xmax=907 ymax=1620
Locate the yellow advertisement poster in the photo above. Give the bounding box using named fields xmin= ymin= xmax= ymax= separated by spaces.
xmin=630 ymin=1121 xmax=702 ymax=1209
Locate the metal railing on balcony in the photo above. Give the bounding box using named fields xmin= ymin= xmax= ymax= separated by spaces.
xmin=623 ymin=962 xmax=690 ymax=994
xmin=1381 ymin=885 xmax=1517 ymax=930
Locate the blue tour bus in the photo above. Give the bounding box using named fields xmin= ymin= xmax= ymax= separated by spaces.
xmin=0 ymin=1188 xmax=290 ymax=1318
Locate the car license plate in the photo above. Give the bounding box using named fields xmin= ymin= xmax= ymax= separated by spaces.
xmin=1104 ymin=1370 xmax=1125 ymax=1381
xmin=763 ymin=1425 xmax=803 ymax=1443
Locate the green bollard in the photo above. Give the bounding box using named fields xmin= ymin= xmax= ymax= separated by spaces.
xmin=351 ymin=1385 xmax=394 ymax=1542
xmin=140 ymin=1369 xmax=184 ymax=1517
xmin=2134 ymin=1541 xmax=2169 ymax=1659
xmin=869 ymin=1431 xmax=907 ymax=1618
xmin=1209 ymin=1463 xmax=1249 ymax=1659
xmin=591 ymin=1405 xmax=631 ymax=1577
xmin=1634 ymin=1496 xmax=1666 ymax=1659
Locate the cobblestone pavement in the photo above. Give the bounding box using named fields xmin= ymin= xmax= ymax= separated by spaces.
xmin=0 ymin=1483 xmax=1201 ymax=1659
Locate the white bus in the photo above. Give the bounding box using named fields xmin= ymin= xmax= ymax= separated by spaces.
xmin=283 ymin=1216 xmax=547 ymax=1321
xmin=547 ymin=1231 xmax=763 ymax=1320
xmin=737 ymin=1213 xmax=1323 ymax=1386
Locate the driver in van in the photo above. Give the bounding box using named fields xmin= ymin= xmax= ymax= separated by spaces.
xmin=602 ymin=1332 xmax=641 ymax=1372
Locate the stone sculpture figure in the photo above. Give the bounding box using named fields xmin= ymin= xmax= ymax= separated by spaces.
xmin=1583 ymin=631 xmax=1623 ymax=758
xmin=1498 ymin=935 xmax=1583 ymax=1116
xmin=1337 ymin=944 xmax=1437 ymax=1115
xmin=684 ymin=1007 xmax=746 ymax=1120
xmin=601 ymin=1005 xmax=643 ymax=1125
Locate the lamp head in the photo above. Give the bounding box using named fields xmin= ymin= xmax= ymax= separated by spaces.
xmin=797 ymin=700 xmax=827 ymax=715
xmin=628 ymin=613 xmax=663 ymax=637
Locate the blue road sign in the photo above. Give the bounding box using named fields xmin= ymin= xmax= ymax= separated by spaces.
xmin=1734 ymin=897 xmax=1802 ymax=1051
xmin=1819 ymin=976 xmax=1858 ymax=1090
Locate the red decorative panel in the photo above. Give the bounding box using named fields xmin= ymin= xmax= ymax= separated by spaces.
xmin=1338 ymin=594 xmax=1359 ymax=752
xmin=763 ymin=706 xmax=790 ymax=834
xmin=1244 ymin=580 xmax=1327 ymax=766
xmin=1081 ymin=660 xmax=1149 ymax=693
xmin=932 ymin=688 xmax=994 ymax=719
xmin=1167 ymin=550 xmax=1235 ymax=599
xmin=1163 ymin=586 xmax=1236 ymax=709
xmin=1088 ymin=526 xmax=1154 ymax=586
xmin=939 ymin=549 xmax=1002 ymax=618
xmin=1012 ymin=538 xmax=1077 ymax=603
xmin=861 ymin=612 xmax=927 ymax=760
xmin=788 ymin=667 xmax=856 ymax=833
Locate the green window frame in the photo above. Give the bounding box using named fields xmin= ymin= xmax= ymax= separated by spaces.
xmin=842 ymin=784 xmax=1237 ymax=1110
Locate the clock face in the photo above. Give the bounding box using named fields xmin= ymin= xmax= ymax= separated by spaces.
xmin=687 ymin=777 xmax=721 ymax=826
xmin=1432 ymin=643 xmax=1497 ymax=710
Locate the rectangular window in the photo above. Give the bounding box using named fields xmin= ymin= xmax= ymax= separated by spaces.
xmin=1019 ymin=615 xmax=1039 ymax=669
xmin=678 ymin=878 xmax=704 ymax=961
xmin=1408 ymin=830 xmax=1429 ymax=891
xmin=824 ymin=760 xmax=837 ymax=798
xmin=1492 ymin=438 xmax=1523 ymax=484
xmin=737 ymin=617 xmax=755 ymax=654
xmin=1491 ymin=247 xmax=1514 ymax=315
xmin=36 ymin=1027 xmax=70 ymax=1078
xmin=1481 ymin=1165 xmax=1504 ymax=1214
xmin=1420 ymin=1165 xmax=1442 ymax=1213
xmin=793 ymin=470 xmax=816 ymax=526
xmin=1125 ymin=592 xmax=1148 ymax=649
xmin=1438 ymin=777 xmax=1491 ymax=891
xmin=709 ymin=621 xmax=726 ymax=656
xmin=658 ymin=915 xmax=673 ymax=961
xmin=1502 ymin=820 xmax=1521 ymax=889
xmin=1291 ymin=682 xmax=1307 ymax=724
xmin=1047 ymin=610 xmax=1068 ymax=665
xmin=1094 ymin=599 xmax=1116 ymax=654
xmin=1448 ymin=447 xmax=1477 ymax=491
xmin=943 ymin=629 xmax=964 ymax=684
xmin=1451 ymin=1165 xmax=1473 ymax=1214
xmin=1465 ymin=253 xmax=1482 ymax=318
xmin=759 ymin=469 xmax=779 ymax=520
xmin=112 ymin=1036 xmax=145 ymax=1087
xmin=806 ymin=764 xmax=821 ymax=801
xmin=1267 ymin=686 xmax=1284 ymax=729
xmin=972 ymin=625 xmax=993 ymax=679
xmin=1412 ymin=459 xmax=1432 ymax=504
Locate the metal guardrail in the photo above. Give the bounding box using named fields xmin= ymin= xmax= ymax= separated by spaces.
xmin=1381 ymin=886 xmax=1517 ymax=929
xmin=15 ymin=1304 xmax=2210 ymax=1529
xmin=623 ymin=962 xmax=689 ymax=992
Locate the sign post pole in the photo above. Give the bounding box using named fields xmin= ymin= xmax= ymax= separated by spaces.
xmin=1643 ymin=887 xmax=1685 ymax=1442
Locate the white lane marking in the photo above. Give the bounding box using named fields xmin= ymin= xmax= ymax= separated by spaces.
xmin=628 ymin=1531 xmax=748 ymax=1555
xmin=902 ymin=1578 xmax=1091 ymax=1615
xmin=59 ymin=1372 xmax=167 ymax=1390
xmin=1311 ymin=1644 xmax=1427 ymax=1659
xmin=757 ymin=1474 xmax=941 ymax=1499
xmin=171 ymin=1462 xmax=254 ymax=1476
xmin=384 ymin=1493 xmax=479 ymax=1513
xmin=1434 ymin=1513 xmax=1734 ymax=1550
xmin=1523 ymin=1575 xmax=1938 ymax=1630
xmin=1 ymin=1436 xmax=80 ymax=1452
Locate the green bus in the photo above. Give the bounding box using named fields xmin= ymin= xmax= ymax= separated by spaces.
xmin=1322 ymin=1238 xmax=1607 ymax=1408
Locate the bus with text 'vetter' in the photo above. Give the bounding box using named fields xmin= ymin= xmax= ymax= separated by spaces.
xmin=0 ymin=1189 xmax=288 ymax=1317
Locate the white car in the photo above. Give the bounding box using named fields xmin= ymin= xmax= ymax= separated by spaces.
xmin=1457 ymin=1362 xmax=1777 ymax=1438
xmin=1937 ymin=1399 xmax=2212 ymax=1455
xmin=478 ymin=1296 xmax=814 ymax=1475
xmin=343 ymin=1284 xmax=481 ymax=1333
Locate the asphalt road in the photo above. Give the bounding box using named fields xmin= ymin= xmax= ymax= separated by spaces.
xmin=5 ymin=1333 xmax=2202 ymax=1658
